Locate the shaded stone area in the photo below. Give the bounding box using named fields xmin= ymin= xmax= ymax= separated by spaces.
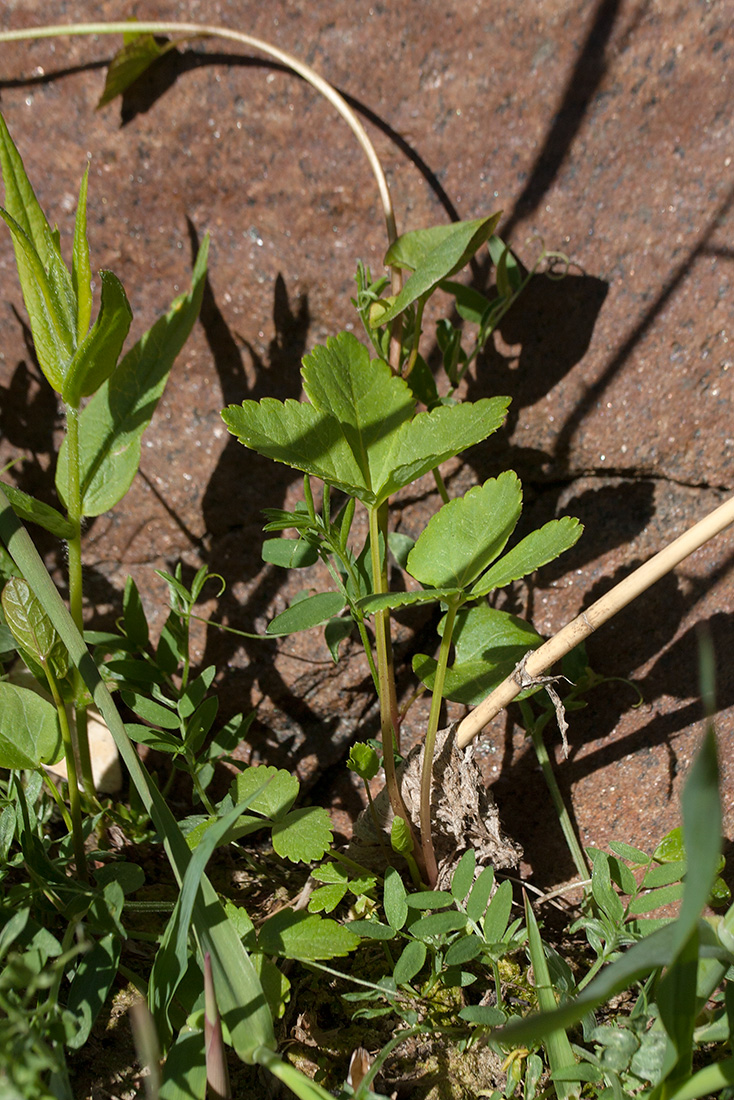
xmin=0 ymin=0 xmax=732 ymax=898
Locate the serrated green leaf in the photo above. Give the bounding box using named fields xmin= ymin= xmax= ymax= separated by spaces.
xmin=0 ymin=481 xmax=74 ymax=539
xmin=261 ymin=538 xmax=319 ymax=568
xmin=0 ymin=681 xmax=62 ymax=767
xmin=347 ymin=742 xmax=380 ymax=781
xmin=266 ymin=591 xmax=346 ymax=635
xmin=394 ymin=939 xmax=426 ymax=984
xmin=471 ymin=517 xmax=583 ymax=597
xmin=308 ymin=883 xmax=348 ymax=913
xmin=56 ymin=237 xmax=208 ymax=516
xmin=232 ymin=765 xmax=298 ymax=820
xmin=61 ymin=270 xmax=132 ymax=406
xmin=1 ymin=576 xmax=68 ymax=677
xmin=223 ymin=331 xmax=508 ymax=507
xmin=377 ymin=214 xmax=502 ymax=325
xmin=272 ymin=806 xmax=333 ymax=862
xmin=414 ymin=604 xmax=542 ymax=705
xmin=258 ymin=910 xmax=359 ymax=960
xmin=407 ymin=473 xmax=522 ymax=589
xmin=97 ymin=32 xmax=174 ymax=109
xmin=358 ymin=587 xmax=461 ymax=615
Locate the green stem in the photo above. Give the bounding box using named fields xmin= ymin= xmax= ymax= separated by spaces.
xmin=519 ymin=701 xmax=590 ymax=881
xmin=420 ymin=597 xmax=460 ymax=888
xmin=64 ymin=402 xmax=95 ymax=801
xmin=432 ymin=467 xmax=450 ymax=504
xmin=368 ymin=504 xmax=413 ymax=839
xmin=403 ymin=297 xmax=426 ymax=377
xmin=45 ymin=666 xmax=87 ymax=881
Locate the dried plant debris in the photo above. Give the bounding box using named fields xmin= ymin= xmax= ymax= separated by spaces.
xmin=349 ymin=725 xmax=522 ymax=887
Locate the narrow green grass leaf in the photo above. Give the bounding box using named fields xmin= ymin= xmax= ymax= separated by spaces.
xmin=56 ymin=237 xmax=209 ymax=515
xmin=407 ymin=473 xmax=522 ymax=589
xmin=471 ymin=517 xmax=583 ymax=597
xmin=525 ymin=894 xmax=580 ymax=1099
xmin=72 ymin=165 xmax=92 ymax=341
xmin=656 ymin=926 xmax=699 ymax=1088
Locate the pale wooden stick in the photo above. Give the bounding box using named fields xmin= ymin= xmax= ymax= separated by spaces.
xmin=456 ymin=493 xmax=734 ymax=749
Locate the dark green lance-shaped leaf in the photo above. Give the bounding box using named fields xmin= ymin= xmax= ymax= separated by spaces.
xmin=0 ymin=208 xmax=73 ymax=392
xmin=267 ymin=591 xmax=346 ymax=635
xmin=262 ymin=537 xmax=319 ymax=569
xmin=72 ymin=165 xmax=92 ymax=341
xmin=0 ymin=481 xmax=74 ymax=539
xmin=0 ymin=682 xmax=63 ymax=767
xmin=66 ymin=933 xmax=121 ymax=1049
xmin=414 ymin=604 xmax=543 ymax=705
xmin=223 ymin=331 xmax=509 ymax=507
xmin=407 ymin=472 xmax=522 ymax=590
xmin=394 ymin=939 xmax=426 ymax=985
xmin=61 ymin=269 xmax=133 ymax=407
xmin=471 ymin=517 xmax=583 ymax=597
xmin=2 ymin=576 xmax=68 ymax=678
xmin=258 ymin=909 xmax=359 ymax=960
xmin=97 ymin=32 xmax=175 ymax=108
xmin=0 ymin=114 xmax=77 ymax=389
xmin=377 ymin=213 xmax=502 ymax=326
xmin=56 ymin=236 xmax=208 ymax=515
xmin=358 ymin=587 xmax=461 ymax=615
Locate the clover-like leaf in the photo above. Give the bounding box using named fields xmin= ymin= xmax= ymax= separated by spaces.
xmin=232 ymin=765 xmax=299 ymax=821
xmin=471 ymin=516 xmax=583 ymax=597
xmin=258 ymin=909 xmax=359 ymax=960
xmin=272 ymin=806 xmax=333 ymax=862
xmin=223 ymin=331 xmax=509 ymax=508
xmin=407 ymin=472 xmax=522 ymax=590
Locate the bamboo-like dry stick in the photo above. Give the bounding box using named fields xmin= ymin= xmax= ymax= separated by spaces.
xmin=456 ymin=492 xmax=734 ymax=749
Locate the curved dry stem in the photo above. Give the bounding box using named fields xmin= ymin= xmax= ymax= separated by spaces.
xmin=0 ymin=20 xmax=398 ymax=249
xmin=457 ymin=492 xmax=734 ymax=748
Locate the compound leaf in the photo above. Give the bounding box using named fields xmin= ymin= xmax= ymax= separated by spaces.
xmin=471 ymin=517 xmax=583 ymax=597
xmin=407 ymin=472 xmax=522 ymax=590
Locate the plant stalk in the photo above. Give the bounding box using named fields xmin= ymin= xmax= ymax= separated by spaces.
xmin=368 ymin=504 xmax=413 ymax=838
xmin=64 ymin=401 xmax=95 ymax=800
xmin=45 ymin=666 xmax=87 ymax=880
xmin=457 ymin=491 xmax=734 ymax=747
xmin=419 ymin=597 xmax=460 ymax=887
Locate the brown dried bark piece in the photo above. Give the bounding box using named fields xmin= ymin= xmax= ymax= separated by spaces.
xmin=348 ymin=725 xmax=522 ymax=888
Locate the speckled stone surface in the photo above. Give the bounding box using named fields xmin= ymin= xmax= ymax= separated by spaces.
xmin=0 ymin=0 xmax=732 ymax=887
